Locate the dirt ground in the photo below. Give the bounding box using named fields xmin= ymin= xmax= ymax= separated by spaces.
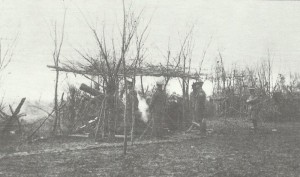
xmin=0 ymin=118 xmax=300 ymax=177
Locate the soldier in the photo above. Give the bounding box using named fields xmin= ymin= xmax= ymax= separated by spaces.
xmin=190 ymin=82 xmax=198 ymax=123
xmin=149 ymin=81 xmax=167 ymax=138
xmin=246 ymin=87 xmax=259 ymax=131
xmin=191 ymin=80 xmax=207 ymax=133
xmin=126 ymin=80 xmax=139 ymax=122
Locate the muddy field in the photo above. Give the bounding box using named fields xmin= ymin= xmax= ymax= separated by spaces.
xmin=0 ymin=118 xmax=300 ymax=177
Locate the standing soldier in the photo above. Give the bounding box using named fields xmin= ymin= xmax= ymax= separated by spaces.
xmin=119 ymin=80 xmax=139 ymax=134
xmin=191 ymin=80 xmax=207 ymax=133
xmin=149 ymin=81 xmax=167 ymax=138
xmin=190 ymin=82 xmax=198 ymax=124
xmin=126 ymin=81 xmax=139 ymax=125
xmin=246 ymin=87 xmax=259 ymax=131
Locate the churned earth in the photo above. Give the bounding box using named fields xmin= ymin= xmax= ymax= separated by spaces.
xmin=0 ymin=118 xmax=299 ymax=177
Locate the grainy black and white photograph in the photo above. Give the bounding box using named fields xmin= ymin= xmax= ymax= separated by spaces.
xmin=0 ymin=0 xmax=299 ymax=176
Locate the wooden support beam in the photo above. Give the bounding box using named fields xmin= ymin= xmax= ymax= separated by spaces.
xmin=1 ymin=98 xmax=26 ymax=136
xmin=47 ymin=65 xmax=203 ymax=80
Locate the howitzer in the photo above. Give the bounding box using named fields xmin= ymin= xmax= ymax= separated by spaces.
xmin=246 ymin=96 xmax=259 ymax=105
xmin=80 ymin=83 xmax=103 ymax=96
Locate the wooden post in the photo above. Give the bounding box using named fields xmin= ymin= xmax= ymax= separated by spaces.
xmin=122 ymin=0 xmax=128 ymax=155
xmin=140 ymin=76 xmax=145 ymax=96
xmin=130 ymin=75 xmax=137 ymax=145
xmin=182 ymin=77 xmax=186 ymax=128
xmin=53 ymin=68 xmax=60 ymax=135
xmin=122 ymin=77 xmax=128 ymax=155
xmin=186 ymin=56 xmax=192 ymax=129
xmin=52 ymin=10 xmax=66 ymax=135
xmin=130 ymin=95 xmax=135 ymax=145
xmin=58 ymin=93 xmax=64 ymax=133
xmin=182 ymin=54 xmax=187 ymax=127
xmin=95 ymin=97 xmax=106 ymax=141
xmin=102 ymin=97 xmax=106 ymax=138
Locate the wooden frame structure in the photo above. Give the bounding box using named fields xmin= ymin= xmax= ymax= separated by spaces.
xmin=47 ymin=63 xmax=202 ymax=80
xmin=47 ymin=62 xmax=204 ymax=146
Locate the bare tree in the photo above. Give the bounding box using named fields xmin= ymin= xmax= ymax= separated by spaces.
xmin=61 ymin=1 xmax=151 ymax=154
xmin=156 ymin=28 xmax=195 ymax=129
xmin=0 ymin=36 xmax=18 ymax=73
xmin=0 ymin=36 xmax=18 ymax=110
xmin=51 ymin=10 xmax=66 ymax=135
xmin=0 ymin=34 xmax=19 ymax=137
xmin=160 ymin=27 xmax=194 ymax=90
xmin=199 ymin=36 xmax=213 ymax=74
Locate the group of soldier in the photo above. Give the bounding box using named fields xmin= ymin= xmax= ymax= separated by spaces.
xmin=124 ymin=79 xmax=207 ymax=138
xmin=123 ymin=78 xmax=263 ymax=138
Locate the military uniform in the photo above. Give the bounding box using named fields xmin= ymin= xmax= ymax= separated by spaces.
xmin=127 ymin=89 xmax=139 ymax=122
xmin=190 ymin=84 xmax=198 ymax=122
xmin=123 ymin=81 xmax=139 ymax=128
xmin=150 ymin=81 xmax=167 ymax=138
xmin=190 ymin=81 xmax=206 ymax=132
xmin=195 ymin=88 xmax=206 ymax=123
xmin=246 ymin=88 xmax=259 ymax=130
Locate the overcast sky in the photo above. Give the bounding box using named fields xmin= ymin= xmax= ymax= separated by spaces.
xmin=1 ymin=0 xmax=300 ymax=104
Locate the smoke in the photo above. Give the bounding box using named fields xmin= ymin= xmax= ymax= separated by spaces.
xmin=203 ymin=80 xmax=214 ymax=97
xmin=137 ymin=93 xmax=149 ymax=123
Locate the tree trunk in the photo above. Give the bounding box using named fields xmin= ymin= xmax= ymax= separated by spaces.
xmin=130 ymin=97 xmax=135 ymax=145
xmin=122 ymin=68 xmax=128 ymax=155
xmin=122 ymin=0 xmax=128 ymax=156
xmin=140 ymin=76 xmax=144 ymax=96
xmin=53 ymin=69 xmax=59 ymax=135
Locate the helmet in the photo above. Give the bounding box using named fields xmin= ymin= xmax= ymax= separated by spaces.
xmin=195 ymin=79 xmax=204 ymax=86
xmin=192 ymin=82 xmax=197 ymax=89
xmin=198 ymin=79 xmax=204 ymax=83
xmin=156 ymin=80 xmax=164 ymax=85
xmin=126 ymin=80 xmax=133 ymax=87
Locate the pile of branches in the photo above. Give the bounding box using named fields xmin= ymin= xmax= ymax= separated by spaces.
xmin=59 ymin=84 xmax=126 ymax=136
xmin=48 ymin=62 xmax=201 ymax=80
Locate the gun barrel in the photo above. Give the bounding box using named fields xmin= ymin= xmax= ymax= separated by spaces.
xmin=79 ymin=83 xmax=102 ymax=96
